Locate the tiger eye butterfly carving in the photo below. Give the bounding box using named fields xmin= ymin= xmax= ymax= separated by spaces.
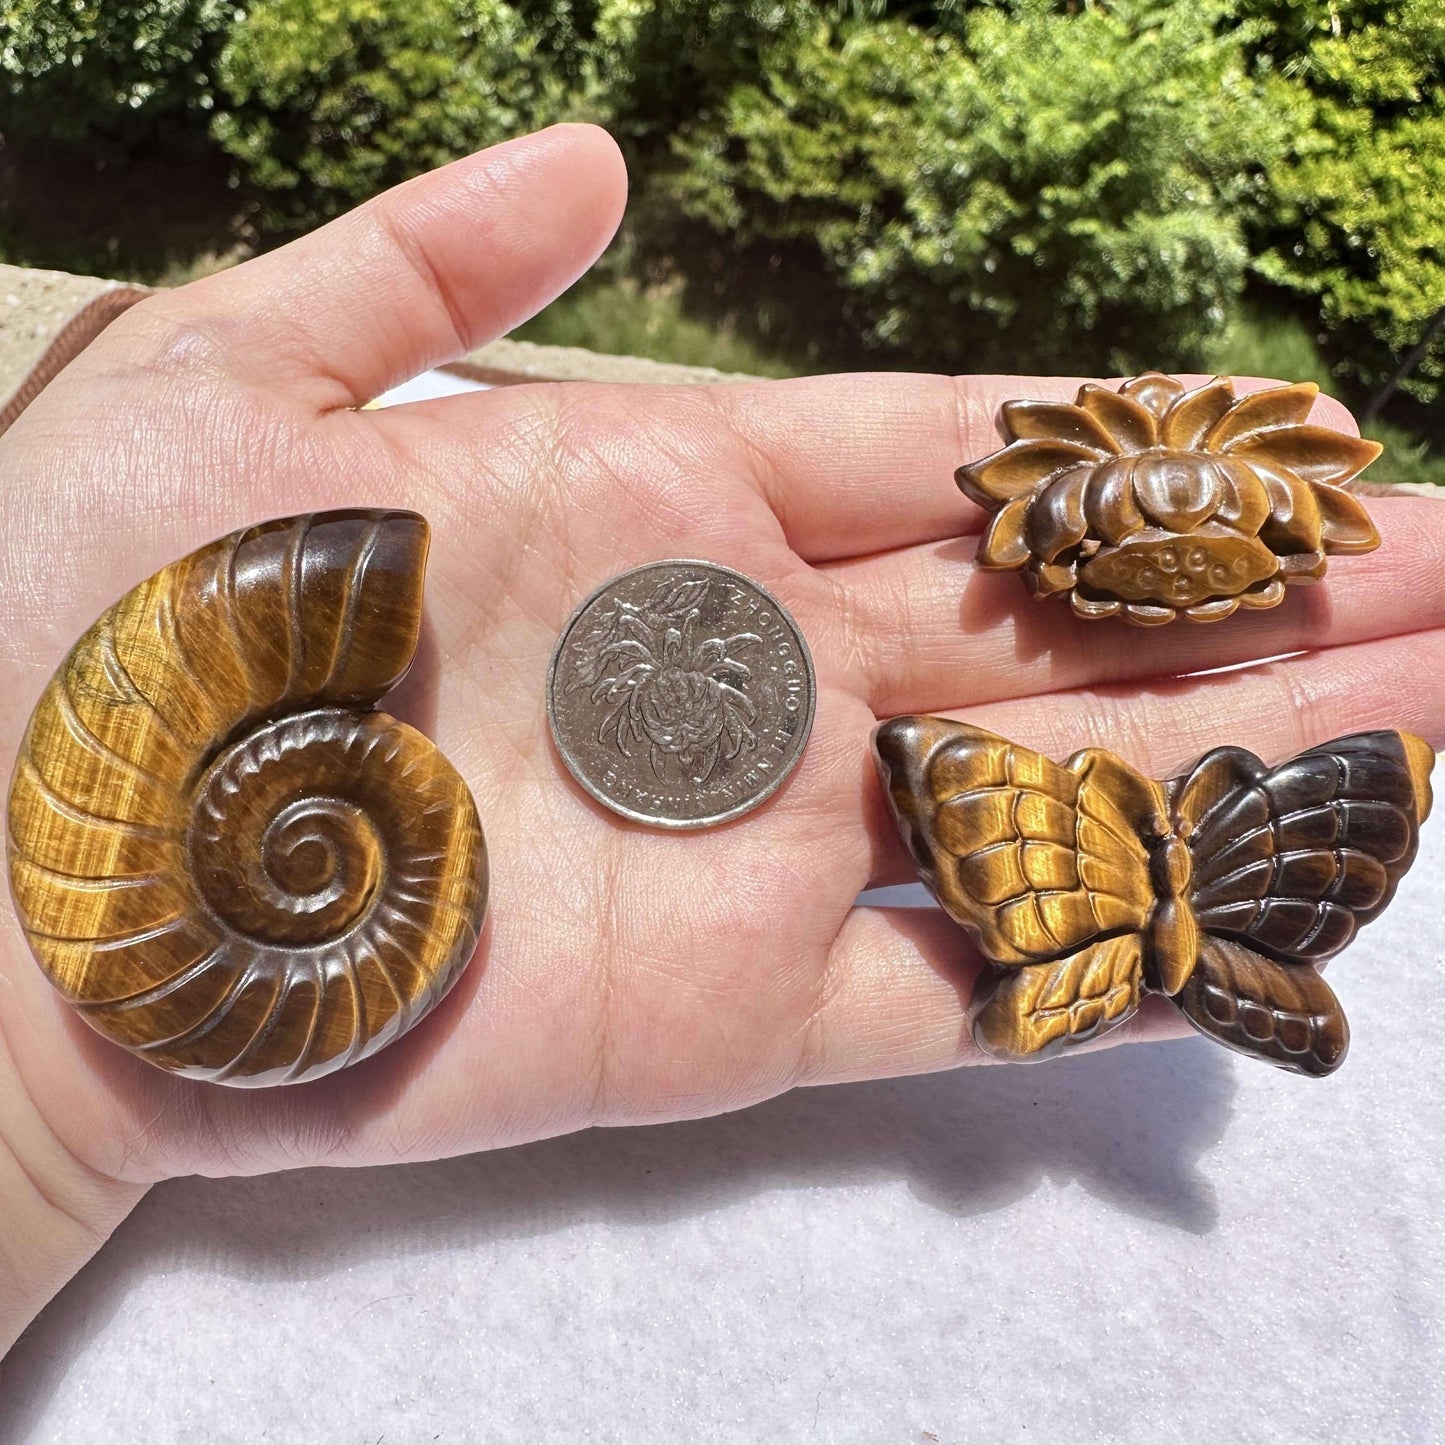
xmin=5 ymin=510 xmax=488 ymax=1087
xmin=874 ymin=717 xmax=1433 ymax=1075
xmin=956 ymin=373 xmax=1382 ymax=625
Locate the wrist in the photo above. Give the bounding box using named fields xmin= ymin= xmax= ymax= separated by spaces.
xmin=0 ymin=1020 xmax=148 ymax=1358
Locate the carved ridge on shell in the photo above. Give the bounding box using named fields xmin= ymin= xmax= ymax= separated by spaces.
xmin=6 ymin=510 xmax=488 ymax=1087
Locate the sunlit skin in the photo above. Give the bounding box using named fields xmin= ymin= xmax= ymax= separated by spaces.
xmin=3 ymin=124 xmax=1445 ymax=1352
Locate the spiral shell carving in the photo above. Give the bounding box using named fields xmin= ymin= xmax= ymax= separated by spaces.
xmin=5 ymin=510 xmax=488 ymax=1087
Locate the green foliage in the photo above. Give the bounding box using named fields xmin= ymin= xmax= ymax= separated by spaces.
xmin=589 ymin=0 xmax=818 ymax=142
xmin=1202 ymin=304 xmax=1336 ymax=393
xmin=668 ymin=2 xmax=1286 ymax=375
xmin=514 ymin=0 xmax=603 ymax=73
xmin=1 ymin=0 xmax=1442 ymax=422
xmin=514 ymin=271 xmax=799 ymax=376
xmin=0 ymin=0 xmax=230 ymax=149
xmin=1237 ymin=0 xmax=1445 ymax=402
xmin=210 ymin=0 xmax=592 ymax=228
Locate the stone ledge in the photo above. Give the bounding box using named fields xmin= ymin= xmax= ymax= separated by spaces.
xmin=0 ymin=264 xmax=150 ymax=433
xmin=0 ymin=263 xmax=753 ymax=437
xmin=450 ymin=336 xmax=754 ymax=387
xmin=0 ymin=264 xmax=1433 ymax=503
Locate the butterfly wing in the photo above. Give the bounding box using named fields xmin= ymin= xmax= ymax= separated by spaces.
xmin=972 ymin=934 xmax=1145 ymax=1063
xmin=1175 ymin=936 xmax=1349 ymax=1076
xmin=874 ymin=716 xmax=1160 ymax=963
xmin=1181 ymin=730 xmax=1434 ymax=962
xmin=1173 ymin=730 xmax=1433 ymax=1075
xmin=873 ymin=717 xmax=1163 ymax=1059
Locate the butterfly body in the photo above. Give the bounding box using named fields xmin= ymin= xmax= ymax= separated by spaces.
xmin=1145 ymin=829 xmax=1197 ymax=997
xmin=873 ymin=717 xmax=1433 ymax=1076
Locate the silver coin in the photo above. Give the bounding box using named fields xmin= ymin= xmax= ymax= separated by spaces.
xmin=547 ymin=560 xmax=816 ymax=829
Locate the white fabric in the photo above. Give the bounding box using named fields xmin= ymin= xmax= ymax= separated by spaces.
xmin=6 ymin=810 xmax=1441 ymax=1443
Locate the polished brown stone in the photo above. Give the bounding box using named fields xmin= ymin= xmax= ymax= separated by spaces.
xmin=873 ymin=716 xmax=1433 ymax=1075
xmin=956 ymin=373 xmax=1383 ymax=625
xmin=6 ymin=511 xmax=488 ymax=1087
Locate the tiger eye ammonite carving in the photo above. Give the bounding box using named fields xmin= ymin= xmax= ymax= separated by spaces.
xmin=6 ymin=510 xmax=488 ymax=1087
xmin=956 ymin=373 xmax=1384 ymax=625
xmin=874 ymin=717 xmax=1433 ymax=1076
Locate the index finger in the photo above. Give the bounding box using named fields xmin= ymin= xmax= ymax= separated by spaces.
xmin=702 ymin=370 xmax=1361 ymax=563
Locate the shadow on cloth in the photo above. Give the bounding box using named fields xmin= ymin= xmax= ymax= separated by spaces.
xmin=0 ymin=1037 xmax=1234 ymax=1436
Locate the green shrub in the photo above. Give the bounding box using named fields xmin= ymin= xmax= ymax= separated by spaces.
xmin=211 ymin=0 xmax=593 ymax=228
xmin=590 ymin=0 xmax=817 ymax=144
xmin=3 ymin=0 xmax=1443 ymax=416
xmin=667 ymin=1 xmax=1288 ymax=375
xmin=0 ymin=0 xmax=230 ymax=150
xmin=1239 ymin=0 xmax=1445 ymax=403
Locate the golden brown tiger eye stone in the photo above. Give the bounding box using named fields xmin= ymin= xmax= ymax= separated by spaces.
xmin=6 ymin=510 xmax=489 ymax=1087
xmin=873 ymin=715 xmax=1433 ymax=1075
xmin=956 ymin=373 xmax=1383 ymax=625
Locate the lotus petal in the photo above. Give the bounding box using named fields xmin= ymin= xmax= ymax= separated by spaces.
xmin=1082 ymin=460 xmax=1145 ymax=544
xmin=1160 ymin=378 xmax=1236 ymax=450
xmin=978 ymin=497 xmax=1032 ymax=569
xmin=1024 ymin=469 xmax=1089 ymax=563
xmin=999 ymin=400 xmax=1119 ymax=453
xmin=1129 ymin=453 xmax=1225 ymax=532
xmin=1239 ymin=579 xmax=1287 ymax=608
xmin=1226 ymin=425 xmax=1381 ymax=488
xmin=1276 ymin=553 xmax=1327 ymax=580
xmin=1119 ymin=372 xmax=1186 ymax=420
xmin=1123 ymin=602 xmax=1176 ymax=626
xmin=1205 ymin=383 xmax=1320 ymax=451
xmin=1311 ymin=482 xmax=1381 ymax=552
xmin=1210 ymin=456 xmax=1272 ymax=535
xmin=1070 ymin=593 xmax=1122 ymax=620
xmin=956 ymin=439 xmax=1103 ymax=503
xmin=1030 ymin=561 xmax=1078 ymax=596
xmin=1076 ymin=385 xmax=1158 ymax=451
xmin=1183 ymin=597 xmax=1240 ymax=623
xmin=1252 ymin=461 xmax=1324 ymax=555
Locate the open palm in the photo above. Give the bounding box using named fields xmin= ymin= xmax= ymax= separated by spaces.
xmin=4 ymin=126 xmax=1442 ymax=1193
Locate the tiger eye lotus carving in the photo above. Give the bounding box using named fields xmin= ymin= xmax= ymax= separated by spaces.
xmin=956 ymin=373 xmax=1383 ymax=625
xmin=873 ymin=717 xmax=1433 ymax=1075
xmin=5 ymin=510 xmax=488 ymax=1087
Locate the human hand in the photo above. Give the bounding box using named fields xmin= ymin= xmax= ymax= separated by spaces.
xmin=3 ymin=125 xmax=1441 ymax=1241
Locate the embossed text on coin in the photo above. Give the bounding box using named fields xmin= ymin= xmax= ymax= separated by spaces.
xmin=547 ymin=560 xmax=816 ymax=828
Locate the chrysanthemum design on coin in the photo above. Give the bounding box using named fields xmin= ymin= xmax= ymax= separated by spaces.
xmin=956 ymin=373 xmax=1383 ymax=625
xmin=570 ymin=575 xmax=762 ymax=785
xmin=6 ymin=511 xmax=488 ymax=1087
xmin=548 ymin=561 xmax=815 ymax=829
